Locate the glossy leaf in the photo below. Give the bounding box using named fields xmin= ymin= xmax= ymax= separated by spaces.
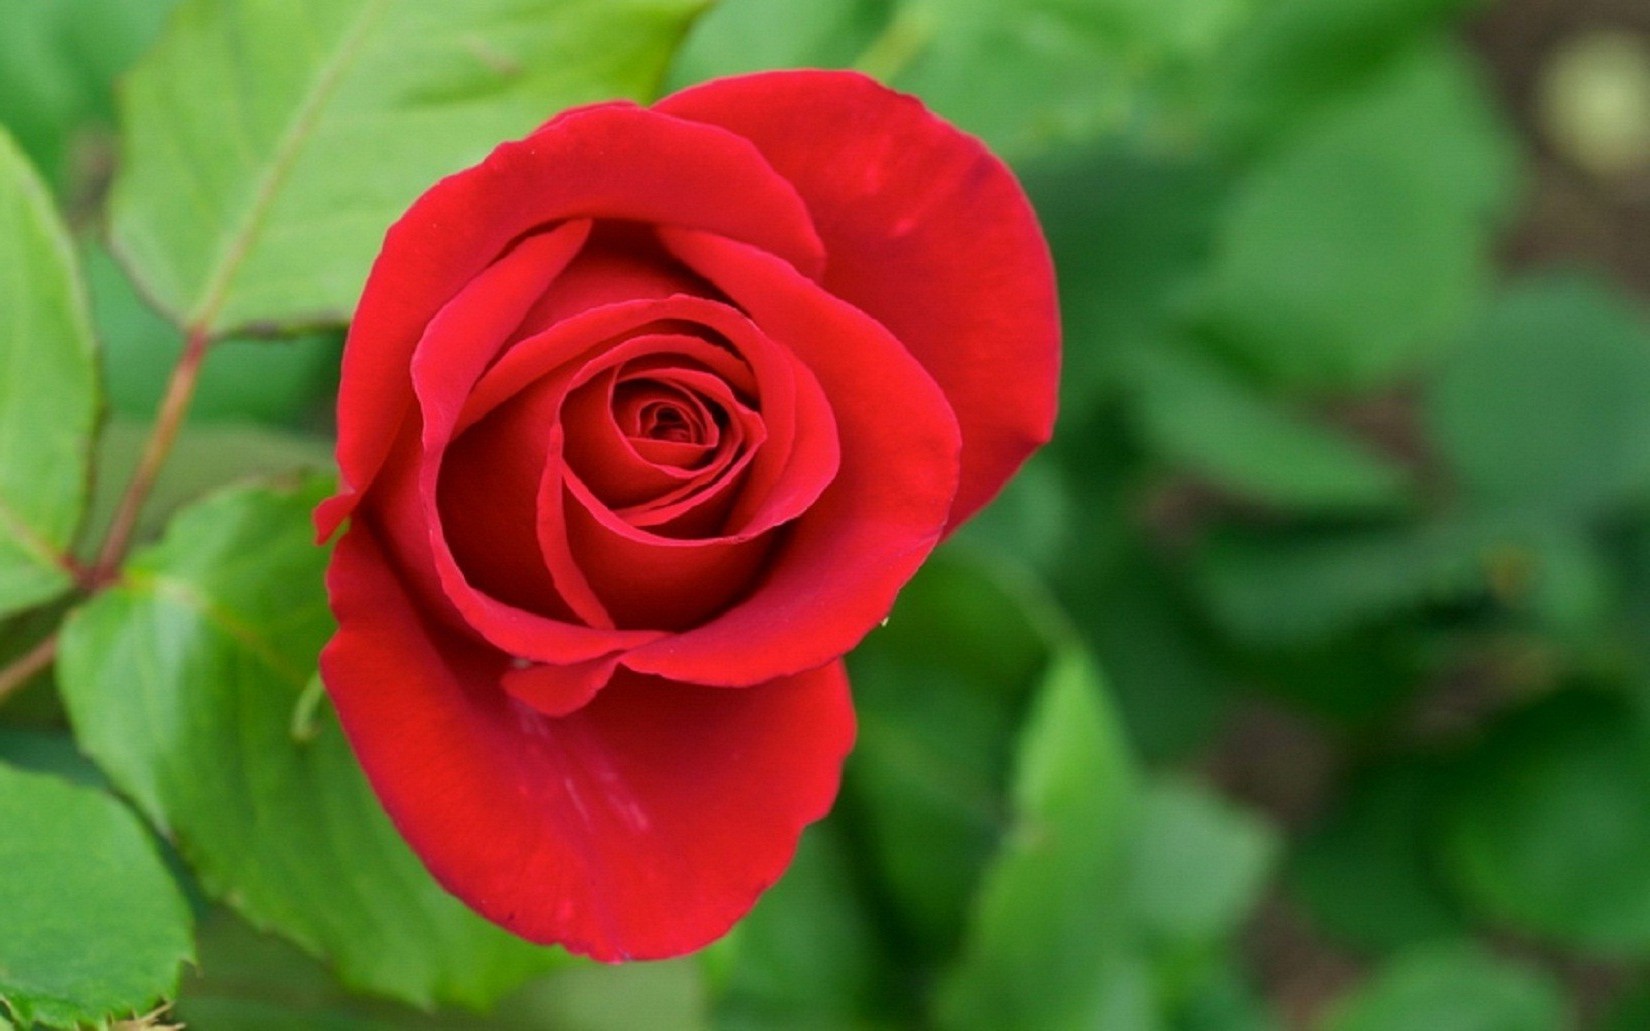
xmin=57 ymin=479 xmax=561 ymax=1009
xmin=109 ymin=0 xmax=709 ymax=336
xmin=0 ymin=763 xmax=192 ymax=1029
xmin=0 ymin=127 xmax=97 ymax=619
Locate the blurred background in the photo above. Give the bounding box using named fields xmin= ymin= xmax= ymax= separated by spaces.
xmin=8 ymin=0 xmax=1650 ymax=1026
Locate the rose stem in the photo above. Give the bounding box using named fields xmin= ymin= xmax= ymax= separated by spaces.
xmin=91 ymin=322 xmax=214 ymax=585
xmin=0 ymin=633 xmax=59 ymax=705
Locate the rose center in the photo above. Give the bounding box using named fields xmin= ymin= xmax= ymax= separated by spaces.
xmin=613 ymin=380 xmax=718 ymax=450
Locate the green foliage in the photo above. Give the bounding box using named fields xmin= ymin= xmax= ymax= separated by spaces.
xmin=0 ymin=762 xmax=192 ymax=1029
xmin=936 ymin=648 xmax=1140 ymax=1029
xmin=0 ymin=0 xmax=176 ymax=192
xmin=0 ymin=128 xmax=96 ymax=620
xmin=57 ymin=480 xmax=563 ymax=1009
xmin=1428 ymin=273 xmax=1650 ymax=519
xmin=1442 ymin=692 xmax=1650 ymax=956
xmin=110 ymin=0 xmax=709 ymax=336
xmin=1200 ymin=42 xmax=1518 ymax=389
xmin=1291 ymin=762 xmax=1465 ymax=954
xmin=1321 ymin=941 xmax=1569 ymax=1031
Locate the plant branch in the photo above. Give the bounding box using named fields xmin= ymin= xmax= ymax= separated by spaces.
xmin=0 ymin=633 xmax=59 ymax=703
xmin=92 ymin=323 xmax=214 ymax=583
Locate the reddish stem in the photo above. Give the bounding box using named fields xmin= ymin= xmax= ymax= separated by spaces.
xmin=0 ymin=633 xmax=59 ymax=703
xmin=92 ymin=324 xmax=213 ymax=584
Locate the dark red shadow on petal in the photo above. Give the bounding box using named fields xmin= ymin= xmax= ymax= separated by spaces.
xmin=322 ymin=525 xmax=855 ymax=961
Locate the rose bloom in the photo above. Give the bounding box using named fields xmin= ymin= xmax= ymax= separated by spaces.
xmin=316 ymin=70 xmax=1058 ymax=961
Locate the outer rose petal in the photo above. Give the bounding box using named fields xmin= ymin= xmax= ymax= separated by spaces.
xmin=322 ymin=526 xmax=855 ymax=960
xmin=318 ymin=102 xmax=828 ymax=539
xmin=657 ymin=70 xmax=1060 ymax=532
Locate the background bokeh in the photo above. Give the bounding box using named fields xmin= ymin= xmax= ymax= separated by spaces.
xmin=6 ymin=0 xmax=1650 ymax=1027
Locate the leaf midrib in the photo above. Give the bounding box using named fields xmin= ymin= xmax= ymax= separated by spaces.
xmin=187 ymin=0 xmax=389 ymax=331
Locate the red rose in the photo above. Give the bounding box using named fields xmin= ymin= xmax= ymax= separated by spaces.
xmin=316 ymin=70 xmax=1058 ymax=961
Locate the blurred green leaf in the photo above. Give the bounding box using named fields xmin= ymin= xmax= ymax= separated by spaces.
xmin=0 ymin=0 xmax=176 ymax=192
xmin=177 ymin=909 xmax=704 ymax=1031
xmin=0 ymin=762 xmax=192 ymax=1030
xmin=1196 ymin=520 xmax=1492 ymax=648
xmin=79 ymin=416 xmax=332 ymax=559
xmin=844 ymin=553 xmax=1050 ymax=961
xmin=1125 ymin=345 xmax=1412 ymax=512
xmin=1320 ymin=941 xmax=1567 ymax=1031
xmin=1022 ymin=140 xmax=1229 ymax=416
xmin=709 ymin=823 xmax=887 ymax=1028
xmin=1202 ymin=41 xmax=1517 ymax=390
xmin=0 ymin=127 xmax=97 ymax=620
xmin=1291 ymin=762 xmax=1466 ymax=954
xmin=666 ymin=0 xmax=886 ymax=88
xmin=672 ymin=0 xmax=1253 ymax=161
xmin=84 ymin=242 xmax=339 ymax=426
xmin=1126 ymin=777 xmax=1278 ymax=950
xmin=1442 ymin=691 xmax=1650 ymax=956
xmin=935 ymin=649 xmax=1138 ymax=1028
xmin=1063 ymin=541 xmax=1234 ymax=761
xmin=109 ymin=0 xmax=709 ymax=336
xmin=1208 ymin=0 xmax=1483 ymax=149
xmin=57 ymin=479 xmax=562 ymax=1009
xmin=1428 ymin=274 xmax=1650 ymax=520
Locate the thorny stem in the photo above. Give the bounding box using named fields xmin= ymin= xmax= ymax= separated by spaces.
xmin=0 ymin=633 xmax=59 ymax=705
xmin=92 ymin=323 xmax=214 ymax=584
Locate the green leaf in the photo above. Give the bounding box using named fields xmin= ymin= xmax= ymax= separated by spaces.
xmin=935 ymin=649 xmax=1138 ymax=1029
xmin=0 ymin=762 xmax=192 ymax=1029
xmin=1125 ymin=778 xmax=1277 ymax=950
xmin=57 ymin=479 xmax=561 ymax=1009
xmin=708 ymin=823 xmax=887 ymax=1028
xmin=1201 ymin=41 xmax=1518 ymax=390
xmin=665 ymin=0 xmax=885 ymax=89
xmin=887 ymin=0 xmax=1254 ymax=160
xmin=1427 ymin=274 xmax=1650 ymax=520
xmin=79 ymin=416 xmax=333 ymax=560
xmin=84 ymin=241 xmax=340 ymax=426
xmin=1021 ymin=147 xmax=1229 ymax=416
xmin=671 ymin=0 xmax=1253 ymax=161
xmin=844 ymin=553 xmax=1051 ymax=960
xmin=0 ymin=0 xmax=177 ymax=191
xmin=1321 ymin=941 xmax=1568 ymax=1031
xmin=1208 ymin=0 xmax=1483 ymax=149
xmin=1441 ymin=691 xmax=1650 ymax=956
xmin=1196 ymin=520 xmax=1492 ymax=648
xmin=109 ymin=0 xmax=709 ymax=336
xmin=1124 ymin=344 xmax=1412 ymax=512
xmin=176 ymin=909 xmax=704 ymax=1031
xmin=0 ymin=127 xmax=97 ymax=620
xmin=1291 ymin=762 xmax=1466 ymax=954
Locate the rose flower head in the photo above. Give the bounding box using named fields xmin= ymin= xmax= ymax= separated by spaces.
xmin=315 ymin=70 xmax=1059 ymax=961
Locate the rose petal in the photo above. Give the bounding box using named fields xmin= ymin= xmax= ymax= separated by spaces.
xmin=322 ymin=525 xmax=855 ymax=961
xmin=657 ymin=70 xmax=1060 ymax=532
xmin=320 ymin=102 xmax=829 ymax=538
xmin=621 ymin=229 xmax=961 ymax=685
